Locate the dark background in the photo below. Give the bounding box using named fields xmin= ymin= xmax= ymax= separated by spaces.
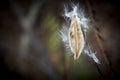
xmin=0 ymin=0 xmax=120 ymax=80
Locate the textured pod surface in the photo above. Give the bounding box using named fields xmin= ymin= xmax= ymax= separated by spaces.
xmin=69 ymin=15 xmax=85 ymax=59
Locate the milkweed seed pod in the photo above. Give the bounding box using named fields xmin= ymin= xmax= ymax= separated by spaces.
xmin=60 ymin=3 xmax=100 ymax=63
xmin=69 ymin=15 xmax=85 ymax=59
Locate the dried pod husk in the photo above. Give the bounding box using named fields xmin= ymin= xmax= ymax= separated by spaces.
xmin=69 ymin=15 xmax=85 ymax=59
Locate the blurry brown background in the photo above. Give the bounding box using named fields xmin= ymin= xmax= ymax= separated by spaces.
xmin=0 ymin=0 xmax=120 ymax=80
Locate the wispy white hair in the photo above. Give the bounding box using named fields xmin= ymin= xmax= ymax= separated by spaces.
xmin=64 ymin=3 xmax=89 ymax=30
xmin=59 ymin=25 xmax=71 ymax=52
xmin=60 ymin=3 xmax=100 ymax=64
xmin=84 ymin=47 xmax=100 ymax=64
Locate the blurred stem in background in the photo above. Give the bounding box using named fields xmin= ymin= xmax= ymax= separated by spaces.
xmin=85 ymin=0 xmax=119 ymax=79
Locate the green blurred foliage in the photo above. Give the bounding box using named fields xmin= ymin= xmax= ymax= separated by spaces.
xmin=43 ymin=13 xmax=61 ymax=53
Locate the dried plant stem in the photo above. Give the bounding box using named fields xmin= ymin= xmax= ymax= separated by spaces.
xmin=85 ymin=0 xmax=119 ymax=79
xmin=83 ymin=28 xmax=103 ymax=77
xmin=85 ymin=0 xmax=109 ymax=78
xmin=85 ymin=0 xmax=109 ymax=67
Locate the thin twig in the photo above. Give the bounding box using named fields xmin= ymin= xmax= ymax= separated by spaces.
xmin=82 ymin=27 xmax=104 ymax=78
xmin=85 ymin=0 xmax=109 ymax=66
xmin=85 ymin=0 xmax=119 ymax=79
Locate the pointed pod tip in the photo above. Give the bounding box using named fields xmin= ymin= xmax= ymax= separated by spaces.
xmin=74 ymin=54 xmax=79 ymax=60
